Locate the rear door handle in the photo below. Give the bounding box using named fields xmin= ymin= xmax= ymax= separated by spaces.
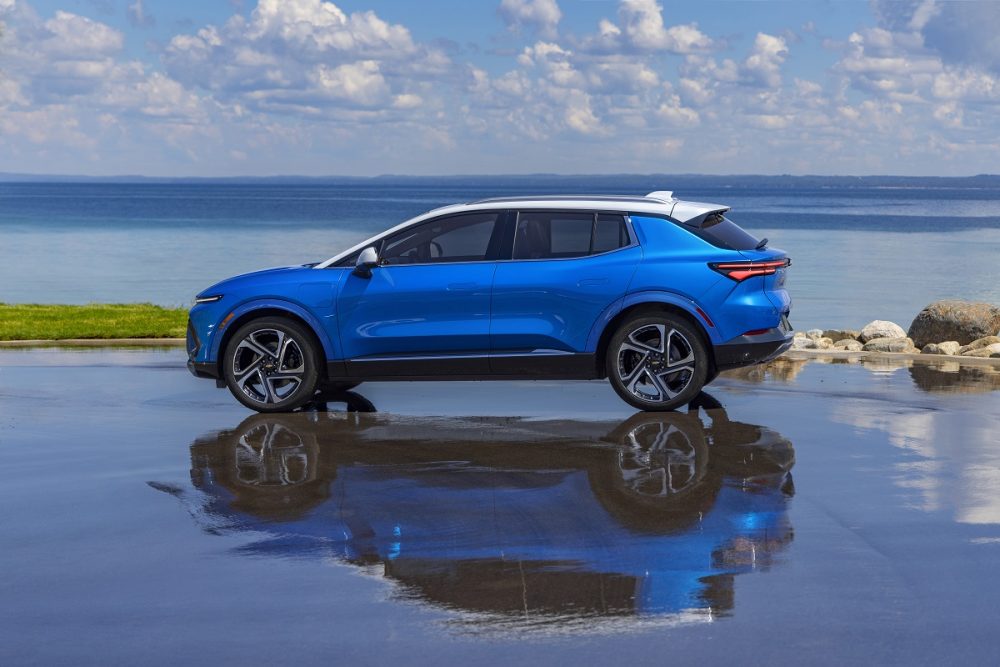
xmin=577 ymin=278 xmax=608 ymax=287
xmin=447 ymin=282 xmax=479 ymax=291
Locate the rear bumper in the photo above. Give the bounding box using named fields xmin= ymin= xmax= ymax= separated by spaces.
xmin=714 ymin=328 xmax=793 ymax=370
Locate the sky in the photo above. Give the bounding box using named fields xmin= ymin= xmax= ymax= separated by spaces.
xmin=1 ymin=0 xmax=999 ymax=177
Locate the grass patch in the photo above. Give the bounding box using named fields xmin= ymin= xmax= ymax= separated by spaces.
xmin=0 ymin=303 xmax=188 ymax=340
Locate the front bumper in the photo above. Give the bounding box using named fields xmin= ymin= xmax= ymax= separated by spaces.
xmin=714 ymin=327 xmax=794 ymax=370
xmin=187 ymin=359 xmax=220 ymax=379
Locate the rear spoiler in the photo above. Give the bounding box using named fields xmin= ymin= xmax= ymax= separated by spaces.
xmin=644 ymin=191 xmax=730 ymax=225
xmin=669 ymin=201 xmax=730 ymax=226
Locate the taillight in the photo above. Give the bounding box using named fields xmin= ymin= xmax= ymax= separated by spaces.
xmin=709 ymin=258 xmax=790 ymax=281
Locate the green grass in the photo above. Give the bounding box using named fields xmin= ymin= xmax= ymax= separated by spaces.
xmin=0 ymin=303 xmax=189 ymax=340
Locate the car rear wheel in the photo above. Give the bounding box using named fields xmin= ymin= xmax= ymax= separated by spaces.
xmin=607 ymin=314 xmax=708 ymax=411
xmin=223 ymin=317 xmax=321 ymax=413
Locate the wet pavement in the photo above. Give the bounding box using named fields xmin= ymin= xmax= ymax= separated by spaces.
xmin=1 ymin=349 xmax=999 ymax=665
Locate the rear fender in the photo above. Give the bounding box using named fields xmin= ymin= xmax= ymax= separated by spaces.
xmin=585 ymin=290 xmax=723 ymax=352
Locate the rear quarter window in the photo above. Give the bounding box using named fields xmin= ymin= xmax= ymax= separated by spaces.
xmin=685 ymin=213 xmax=760 ymax=251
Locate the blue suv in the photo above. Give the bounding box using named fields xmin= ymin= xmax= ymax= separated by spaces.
xmin=187 ymin=191 xmax=792 ymax=412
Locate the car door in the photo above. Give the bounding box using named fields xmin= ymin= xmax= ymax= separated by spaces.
xmin=490 ymin=210 xmax=642 ymax=375
xmin=336 ymin=211 xmax=503 ymax=377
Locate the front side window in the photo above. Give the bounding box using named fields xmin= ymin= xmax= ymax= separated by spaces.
xmin=513 ymin=211 xmax=630 ymax=260
xmin=380 ymin=212 xmax=501 ymax=265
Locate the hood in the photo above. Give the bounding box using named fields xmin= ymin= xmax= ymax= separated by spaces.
xmin=196 ymin=265 xmax=311 ymax=299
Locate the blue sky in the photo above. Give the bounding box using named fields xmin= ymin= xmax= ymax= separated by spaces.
xmin=2 ymin=0 xmax=999 ymax=176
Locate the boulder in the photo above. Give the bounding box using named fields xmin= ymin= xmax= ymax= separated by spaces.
xmin=793 ymin=336 xmax=834 ymax=350
xmin=921 ymin=341 xmax=961 ymax=356
xmin=806 ymin=329 xmax=824 ymax=340
xmin=862 ymin=337 xmax=916 ymax=353
xmin=907 ymin=300 xmax=1000 ymax=348
xmin=834 ymin=339 xmax=863 ymax=352
xmin=823 ymin=329 xmax=860 ymax=342
xmin=962 ymin=343 xmax=1000 ymax=358
xmin=859 ymin=320 xmax=907 ymax=343
xmin=957 ymin=336 xmax=1000 ymax=355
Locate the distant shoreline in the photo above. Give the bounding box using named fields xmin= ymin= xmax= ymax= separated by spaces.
xmin=2 ymin=173 xmax=1000 ymax=186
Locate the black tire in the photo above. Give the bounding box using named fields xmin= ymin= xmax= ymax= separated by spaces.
xmin=606 ymin=313 xmax=708 ymax=411
xmin=223 ymin=317 xmax=321 ymax=413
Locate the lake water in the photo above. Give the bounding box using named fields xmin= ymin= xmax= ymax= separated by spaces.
xmin=2 ymin=176 xmax=999 ymax=330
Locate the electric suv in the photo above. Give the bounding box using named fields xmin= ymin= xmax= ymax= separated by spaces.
xmin=187 ymin=191 xmax=792 ymax=412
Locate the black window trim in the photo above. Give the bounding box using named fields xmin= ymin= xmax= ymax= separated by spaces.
xmin=627 ymin=211 xmax=758 ymax=252
xmin=505 ymin=208 xmax=637 ymax=263
xmin=333 ymin=210 xmax=508 ymax=268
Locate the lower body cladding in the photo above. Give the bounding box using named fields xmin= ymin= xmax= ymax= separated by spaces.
xmin=713 ymin=328 xmax=794 ymax=371
xmin=188 ymin=332 xmax=794 ymax=383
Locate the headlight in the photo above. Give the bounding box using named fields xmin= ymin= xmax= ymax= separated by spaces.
xmin=194 ymin=294 xmax=223 ymax=304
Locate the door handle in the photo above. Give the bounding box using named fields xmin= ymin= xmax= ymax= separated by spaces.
xmin=447 ymin=282 xmax=479 ymax=291
xmin=577 ymin=278 xmax=608 ymax=287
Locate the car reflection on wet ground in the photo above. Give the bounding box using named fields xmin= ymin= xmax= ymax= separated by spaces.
xmin=155 ymin=392 xmax=794 ymax=630
xmin=1 ymin=348 xmax=999 ymax=665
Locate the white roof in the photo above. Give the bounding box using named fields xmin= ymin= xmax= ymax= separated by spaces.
xmin=315 ymin=191 xmax=730 ymax=268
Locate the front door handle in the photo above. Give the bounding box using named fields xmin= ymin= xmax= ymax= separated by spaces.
xmin=447 ymin=282 xmax=479 ymax=291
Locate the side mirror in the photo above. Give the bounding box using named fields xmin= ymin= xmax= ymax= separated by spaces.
xmin=352 ymin=246 xmax=379 ymax=278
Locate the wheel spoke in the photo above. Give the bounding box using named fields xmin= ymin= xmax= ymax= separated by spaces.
xmin=277 ymin=338 xmax=304 ymax=373
xmin=234 ymin=356 xmax=265 ymax=380
xmin=665 ymin=328 xmax=695 ymax=367
xmin=256 ymin=369 xmax=276 ymax=403
xmin=626 ymin=324 xmax=665 ymax=354
xmin=646 ymin=368 xmax=672 ymax=400
xmin=625 ymin=359 xmax=652 ymax=394
xmin=266 ymin=376 xmax=300 ymax=399
xmin=242 ymin=334 xmax=275 ymax=360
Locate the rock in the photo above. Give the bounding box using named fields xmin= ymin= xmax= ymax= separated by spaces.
xmin=962 ymin=343 xmax=1000 ymax=358
xmin=793 ymin=336 xmax=833 ymax=350
xmin=921 ymin=341 xmax=961 ymax=355
xmin=791 ymin=336 xmax=812 ymax=350
xmin=806 ymin=328 xmax=824 ymax=340
xmin=834 ymin=339 xmax=863 ymax=352
xmin=907 ymin=300 xmax=1000 ymax=348
xmin=957 ymin=336 xmax=1000 ymax=355
xmin=823 ymin=329 xmax=860 ymax=342
xmin=862 ymin=336 xmax=916 ymax=353
xmin=859 ymin=320 xmax=907 ymax=343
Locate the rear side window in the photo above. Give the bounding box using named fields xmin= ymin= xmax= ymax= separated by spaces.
xmin=593 ymin=214 xmax=630 ymax=253
xmin=685 ymin=213 xmax=760 ymax=251
xmin=513 ymin=212 xmax=630 ymax=260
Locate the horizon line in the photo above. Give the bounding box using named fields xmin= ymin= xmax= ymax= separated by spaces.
xmin=2 ymin=171 xmax=1000 ymax=183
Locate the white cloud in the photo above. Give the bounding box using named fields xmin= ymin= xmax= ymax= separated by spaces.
xmin=741 ymin=33 xmax=789 ymax=88
xmin=126 ymin=0 xmax=154 ymax=28
xmin=616 ymin=0 xmax=712 ymax=53
xmin=163 ymin=0 xmax=447 ymax=120
xmin=498 ymin=0 xmax=561 ymax=37
xmin=3 ymin=0 xmax=1000 ymax=176
xmin=312 ymin=60 xmax=389 ymax=106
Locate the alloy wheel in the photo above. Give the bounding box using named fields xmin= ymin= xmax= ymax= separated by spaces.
xmin=616 ymin=323 xmax=696 ymax=404
xmin=231 ymin=328 xmax=308 ymax=405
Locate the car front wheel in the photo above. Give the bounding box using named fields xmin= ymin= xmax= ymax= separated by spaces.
xmin=607 ymin=314 xmax=708 ymax=411
xmin=223 ymin=317 xmax=321 ymax=413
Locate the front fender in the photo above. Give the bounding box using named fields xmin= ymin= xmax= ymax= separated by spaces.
xmin=585 ymin=290 xmax=723 ymax=352
xmin=208 ymin=298 xmax=337 ymax=362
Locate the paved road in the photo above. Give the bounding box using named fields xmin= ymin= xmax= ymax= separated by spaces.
xmin=1 ymin=349 xmax=999 ymax=666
